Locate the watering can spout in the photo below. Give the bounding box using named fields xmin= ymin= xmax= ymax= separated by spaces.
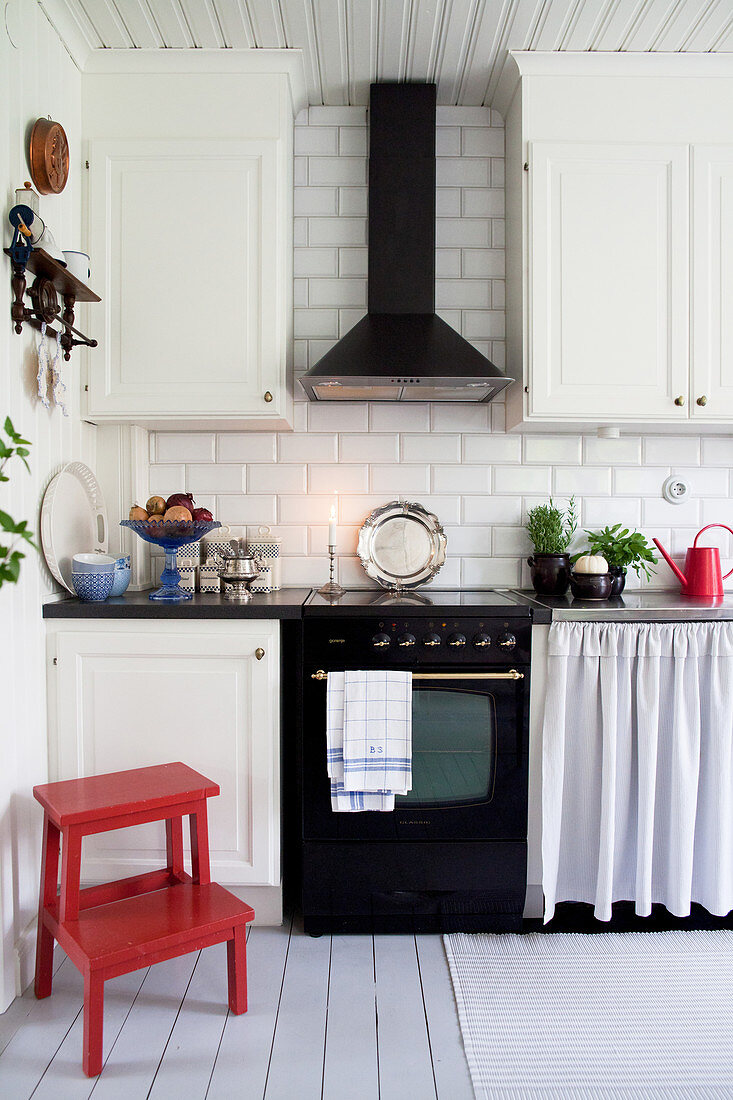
xmin=652 ymin=538 xmax=687 ymax=586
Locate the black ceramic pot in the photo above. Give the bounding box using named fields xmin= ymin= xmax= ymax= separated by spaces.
xmin=527 ymin=553 xmax=571 ymax=596
xmin=569 ymin=571 xmax=614 ymax=600
xmin=608 ymin=566 xmax=627 ymax=596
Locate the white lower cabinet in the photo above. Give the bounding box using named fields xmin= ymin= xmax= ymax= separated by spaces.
xmin=46 ymin=620 xmax=280 ymax=905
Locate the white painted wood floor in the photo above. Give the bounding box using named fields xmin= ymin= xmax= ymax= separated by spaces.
xmin=0 ymin=917 xmax=473 ymax=1099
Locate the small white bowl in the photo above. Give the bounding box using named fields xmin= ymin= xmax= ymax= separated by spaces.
xmin=72 ymin=553 xmax=116 ymax=573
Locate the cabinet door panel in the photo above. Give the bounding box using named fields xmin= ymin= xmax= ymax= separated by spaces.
xmin=692 ymin=145 xmax=733 ymax=419
xmin=51 ymin=624 xmax=279 ymax=886
xmin=87 ymin=139 xmax=287 ymax=423
xmin=529 ymin=142 xmax=689 ymax=420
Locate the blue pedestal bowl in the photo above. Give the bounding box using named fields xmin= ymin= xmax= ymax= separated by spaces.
xmin=120 ymin=519 xmax=221 ymax=601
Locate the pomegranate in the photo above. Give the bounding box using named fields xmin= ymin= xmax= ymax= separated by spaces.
xmin=163 ymin=505 xmax=193 ymax=523
xmin=146 ymin=495 xmax=166 ymax=516
xmin=192 ymin=507 xmax=213 ymax=522
xmin=165 ymin=492 xmax=195 ymax=515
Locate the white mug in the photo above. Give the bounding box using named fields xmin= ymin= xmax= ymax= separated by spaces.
xmin=62 ymin=250 xmax=91 ymax=282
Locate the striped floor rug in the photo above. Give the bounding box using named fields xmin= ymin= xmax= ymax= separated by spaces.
xmin=444 ymin=929 xmax=733 ymax=1099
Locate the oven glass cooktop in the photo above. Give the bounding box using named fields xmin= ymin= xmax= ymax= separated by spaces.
xmin=305 ymin=588 xmax=530 ymax=615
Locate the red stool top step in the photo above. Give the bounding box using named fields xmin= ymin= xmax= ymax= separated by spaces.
xmin=33 ymin=762 xmax=219 ymax=826
xmin=59 ymin=883 xmax=254 ymax=972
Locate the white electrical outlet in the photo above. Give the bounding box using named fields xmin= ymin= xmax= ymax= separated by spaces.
xmin=662 ymin=475 xmax=691 ymax=504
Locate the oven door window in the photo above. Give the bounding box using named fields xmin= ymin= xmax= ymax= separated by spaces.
xmin=397 ymin=688 xmax=496 ymax=808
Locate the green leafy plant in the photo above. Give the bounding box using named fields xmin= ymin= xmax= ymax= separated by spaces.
xmin=0 ymin=417 xmax=37 ymax=587
xmin=574 ymin=524 xmax=657 ymax=581
xmin=525 ymin=497 xmax=577 ymax=554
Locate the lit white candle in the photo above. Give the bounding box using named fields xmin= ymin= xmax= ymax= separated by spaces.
xmin=328 ymin=504 xmax=337 ymax=547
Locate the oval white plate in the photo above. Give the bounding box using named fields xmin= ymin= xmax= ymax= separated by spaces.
xmin=41 ymin=462 xmax=108 ymax=592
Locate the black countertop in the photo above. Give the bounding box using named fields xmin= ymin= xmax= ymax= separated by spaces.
xmin=43 ymin=589 xmax=312 ymax=619
xmin=511 ymin=589 xmax=733 ymax=622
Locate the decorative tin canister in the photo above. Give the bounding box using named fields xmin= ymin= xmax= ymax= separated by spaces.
xmin=248 ymin=526 xmax=281 ymax=592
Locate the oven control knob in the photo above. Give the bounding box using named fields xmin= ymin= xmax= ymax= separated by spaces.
xmin=472 ymin=633 xmax=491 ymax=648
xmin=497 ymin=631 xmax=517 ymax=650
xmin=422 ymin=632 xmax=441 ymax=648
xmin=447 ymin=632 xmax=466 ymax=648
xmin=397 ymin=632 xmax=416 ymax=648
xmin=371 ymin=632 xmax=391 ymax=648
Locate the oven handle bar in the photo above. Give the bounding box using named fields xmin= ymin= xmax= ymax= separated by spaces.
xmin=310 ymin=669 xmax=524 ymax=681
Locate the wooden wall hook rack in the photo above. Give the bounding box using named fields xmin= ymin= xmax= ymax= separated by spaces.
xmin=4 ymin=247 xmax=100 ymax=360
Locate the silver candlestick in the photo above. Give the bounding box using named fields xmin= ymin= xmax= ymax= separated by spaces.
xmin=318 ymin=544 xmax=345 ymax=598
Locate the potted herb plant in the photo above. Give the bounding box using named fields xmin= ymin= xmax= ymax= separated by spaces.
xmin=575 ymin=524 xmax=657 ymax=595
xmin=525 ymin=497 xmax=577 ymax=595
xmin=0 ymin=417 xmax=36 ymax=588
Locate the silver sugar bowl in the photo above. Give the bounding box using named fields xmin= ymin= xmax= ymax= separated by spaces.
xmin=219 ymin=546 xmax=264 ymax=602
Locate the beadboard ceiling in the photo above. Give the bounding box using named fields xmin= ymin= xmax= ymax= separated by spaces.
xmin=42 ymin=0 xmax=733 ymax=107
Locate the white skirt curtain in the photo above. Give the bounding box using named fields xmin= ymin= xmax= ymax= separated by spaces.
xmin=542 ymin=621 xmax=733 ymax=923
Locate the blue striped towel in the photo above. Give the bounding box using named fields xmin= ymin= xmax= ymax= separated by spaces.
xmin=326 ymin=670 xmax=412 ymax=812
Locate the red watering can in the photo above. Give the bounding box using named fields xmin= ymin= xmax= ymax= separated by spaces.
xmin=653 ymin=524 xmax=733 ymax=598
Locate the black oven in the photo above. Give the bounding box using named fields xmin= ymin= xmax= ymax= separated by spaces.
xmin=299 ymin=609 xmax=531 ymax=934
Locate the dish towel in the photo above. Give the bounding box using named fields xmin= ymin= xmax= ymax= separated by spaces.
xmin=327 ymin=670 xmax=412 ymax=812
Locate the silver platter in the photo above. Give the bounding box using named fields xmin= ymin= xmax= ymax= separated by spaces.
xmin=357 ymin=500 xmax=447 ymax=591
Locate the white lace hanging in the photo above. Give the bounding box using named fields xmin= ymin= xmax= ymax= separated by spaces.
xmin=35 ymin=321 xmax=68 ymax=417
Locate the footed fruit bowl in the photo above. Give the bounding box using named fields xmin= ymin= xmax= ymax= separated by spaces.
xmin=121 ymin=519 xmax=221 ymax=601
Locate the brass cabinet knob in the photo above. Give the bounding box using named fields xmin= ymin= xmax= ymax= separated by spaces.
xmin=697 ymin=395 xmax=708 ymax=406
xmin=255 ymin=647 xmax=265 ymax=661
xmin=264 ymin=391 xmax=273 ymax=403
xmin=674 ymin=395 xmax=685 ymax=406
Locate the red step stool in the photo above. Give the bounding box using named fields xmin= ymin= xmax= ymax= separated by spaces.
xmin=33 ymin=762 xmax=254 ymax=1077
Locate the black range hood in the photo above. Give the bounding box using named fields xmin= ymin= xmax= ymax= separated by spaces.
xmin=299 ymin=83 xmax=511 ymax=404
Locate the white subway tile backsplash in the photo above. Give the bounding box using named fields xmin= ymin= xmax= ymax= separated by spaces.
xmin=463 ymin=435 xmax=521 ymax=463
xmin=278 ymin=433 xmax=338 ymax=463
xmin=524 ymin=436 xmax=582 ymax=465
xmin=294 ymin=187 xmax=338 ymax=216
xmin=339 ymin=127 xmax=367 ymax=156
xmin=339 ymin=187 xmax=368 ymax=216
xmin=248 ymin=465 xmax=307 ymax=493
xmin=148 ymin=465 xmax=185 ymax=493
xmin=437 ymin=158 xmax=490 ymax=187
xmin=702 ymin=438 xmax=733 ymax=466
xmin=309 ymin=217 xmax=367 ymax=246
xmin=462 ymin=127 xmax=504 ymax=157
xmin=186 ymin=463 xmax=243 ymax=494
xmin=340 ymin=434 xmax=399 ymax=463
xmin=294 ymin=308 xmax=338 ymax=339
xmin=156 ymin=433 xmax=215 ymax=464
xmin=583 ymin=436 xmax=642 ymax=465
xmin=462 ymin=189 xmax=504 ymax=218
xmin=644 ymin=436 xmax=701 ymax=466
xmin=370 ymin=465 xmax=430 ymax=494
xmin=308 ymin=403 xmax=369 ymax=432
xmin=554 ymin=467 xmax=611 ymax=496
xmin=309 ymin=157 xmax=366 ymax=186
xmin=462 ymin=557 xmax=521 ymax=587
xmin=149 ymin=109 xmax=732 ymax=592
xmin=294 ymin=248 xmax=338 ymax=277
xmin=432 ymin=465 xmax=490 ymax=494
xmin=217 ymin=495 xmax=277 ymax=525
xmin=310 ymin=464 xmax=369 ymax=493
xmin=614 ymin=467 xmax=668 ymax=496
xmin=463 ymin=496 xmax=523 ymax=525
xmin=339 ymin=248 xmax=368 ymax=276
xmin=309 ymin=278 xmax=366 ymax=307
xmin=462 ymin=249 xmax=505 ymax=279
xmin=432 ymin=405 xmax=490 ymax=433
xmin=494 ymin=466 xmax=552 ymax=495
xmin=435 ymin=279 xmax=490 ymax=309
xmin=402 ymin=434 xmax=461 ymax=463
xmin=295 ymin=126 xmax=337 ymax=155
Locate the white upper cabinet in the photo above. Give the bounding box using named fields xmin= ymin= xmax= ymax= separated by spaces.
xmin=692 ymin=146 xmax=733 ymax=420
xmin=503 ymin=52 xmax=733 ymax=430
xmin=529 ymin=141 xmax=689 ymax=422
xmin=82 ymin=54 xmax=306 ymax=430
